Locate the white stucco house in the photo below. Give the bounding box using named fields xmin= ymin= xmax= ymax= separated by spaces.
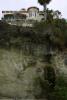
xmin=2 ymin=7 xmax=44 ymax=27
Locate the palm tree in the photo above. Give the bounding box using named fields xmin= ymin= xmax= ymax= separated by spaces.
xmin=38 ymin=0 xmax=51 ymax=20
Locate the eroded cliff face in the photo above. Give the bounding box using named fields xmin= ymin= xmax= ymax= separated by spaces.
xmin=0 ymin=22 xmax=66 ymax=99
xmin=53 ymin=51 xmax=67 ymax=76
xmin=0 ymin=47 xmax=45 ymax=99
xmin=0 ymin=43 xmax=67 ymax=99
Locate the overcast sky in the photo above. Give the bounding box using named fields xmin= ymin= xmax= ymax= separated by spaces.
xmin=0 ymin=0 xmax=67 ymax=19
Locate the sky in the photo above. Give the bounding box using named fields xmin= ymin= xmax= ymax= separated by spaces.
xmin=0 ymin=0 xmax=67 ymax=19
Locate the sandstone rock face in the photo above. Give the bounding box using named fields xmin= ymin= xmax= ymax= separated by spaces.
xmin=53 ymin=51 xmax=67 ymax=76
xmin=0 ymin=48 xmax=44 ymax=99
xmin=0 ymin=47 xmax=66 ymax=99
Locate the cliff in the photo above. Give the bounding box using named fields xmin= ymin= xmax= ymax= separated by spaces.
xmin=0 ymin=20 xmax=67 ymax=100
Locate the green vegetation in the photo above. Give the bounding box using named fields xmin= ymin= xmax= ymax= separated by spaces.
xmin=0 ymin=18 xmax=67 ymax=51
xmin=48 ymin=74 xmax=67 ymax=100
xmin=34 ymin=18 xmax=67 ymax=50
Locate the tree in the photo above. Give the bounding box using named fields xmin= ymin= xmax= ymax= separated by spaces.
xmin=46 ymin=9 xmax=54 ymax=22
xmin=38 ymin=0 xmax=51 ymax=20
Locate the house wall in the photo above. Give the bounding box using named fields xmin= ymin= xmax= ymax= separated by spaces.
xmin=27 ymin=7 xmax=39 ymax=20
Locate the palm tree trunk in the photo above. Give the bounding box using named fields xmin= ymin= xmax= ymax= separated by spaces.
xmin=43 ymin=3 xmax=47 ymax=20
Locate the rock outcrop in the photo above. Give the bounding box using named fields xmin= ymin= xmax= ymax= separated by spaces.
xmin=0 ymin=48 xmax=45 ymax=99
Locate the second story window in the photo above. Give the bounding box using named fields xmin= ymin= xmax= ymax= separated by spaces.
xmin=35 ymin=12 xmax=37 ymax=17
xmin=29 ymin=12 xmax=32 ymax=17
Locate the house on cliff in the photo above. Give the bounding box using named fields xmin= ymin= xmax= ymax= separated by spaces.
xmin=2 ymin=7 xmax=44 ymax=27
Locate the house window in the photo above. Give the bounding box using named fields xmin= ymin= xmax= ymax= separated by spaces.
xmin=32 ymin=13 xmax=34 ymax=16
xmin=35 ymin=12 xmax=37 ymax=17
xmin=29 ymin=12 xmax=32 ymax=17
